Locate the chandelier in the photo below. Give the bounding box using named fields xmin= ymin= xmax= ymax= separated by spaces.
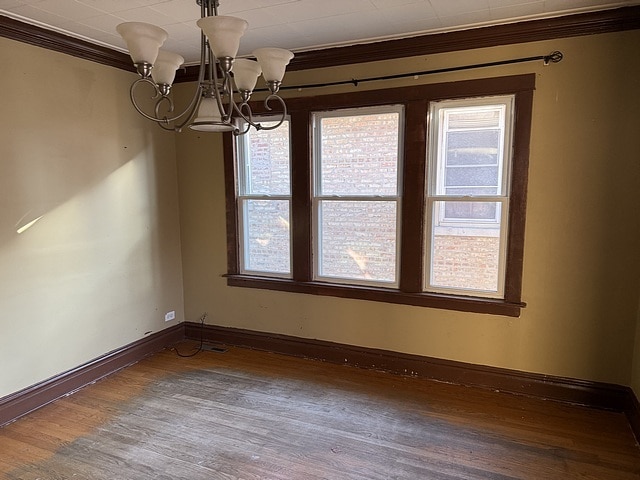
xmin=116 ymin=0 xmax=293 ymax=134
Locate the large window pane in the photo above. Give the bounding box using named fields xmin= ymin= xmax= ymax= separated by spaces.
xmin=427 ymin=96 xmax=513 ymax=297
xmin=318 ymin=200 xmax=397 ymax=283
xmin=237 ymin=118 xmax=292 ymax=277
xmin=242 ymin=199 xmax=290 ymax=274
xmin=319 ymin=112 xmax=399 ymax=196
xmin=429 ymin=201 xmax=502 ymax=293
xmin=437 ymin=106 xmax=506 ymax=199
xmin=242 ymin=120 xmax=290 ymax=196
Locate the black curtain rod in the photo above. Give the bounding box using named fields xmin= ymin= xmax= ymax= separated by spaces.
xmin=257 ymin=51 xmax=563 ymax=93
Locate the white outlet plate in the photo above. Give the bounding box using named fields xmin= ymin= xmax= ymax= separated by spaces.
xmin=164 ymin=310 xmax=176 ymax=322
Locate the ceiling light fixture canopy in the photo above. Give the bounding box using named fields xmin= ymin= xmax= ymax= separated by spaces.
xmin=116 ymin=0 xmax=293 ymax=134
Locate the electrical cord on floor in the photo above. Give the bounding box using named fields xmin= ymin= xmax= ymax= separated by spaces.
xmin=173 ymin=312 xmax=208 ymax=357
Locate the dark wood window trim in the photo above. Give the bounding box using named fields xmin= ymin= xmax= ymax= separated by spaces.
xmin=223 ymin=74 xmax=534 ymax=317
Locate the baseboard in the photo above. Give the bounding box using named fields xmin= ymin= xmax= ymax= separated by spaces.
xmin=625 ymin=389 xmax=640 ymax=445
xmin=0 ymin=324 xmax=184 ymax=427
xmin=184 ymin=322 xmax=634 ymax=413
xmin=4 ymin=321 xmax=638 ymax=445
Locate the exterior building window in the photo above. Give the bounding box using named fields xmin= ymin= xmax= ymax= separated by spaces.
xmin=225 ymin=74 xmax=535 ymax=316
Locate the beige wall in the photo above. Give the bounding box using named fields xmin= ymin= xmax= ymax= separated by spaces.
xmin=176 ymin=30 xmax=640 ymax=386
xmin=0 ymin=37 xmax=184 ymax=398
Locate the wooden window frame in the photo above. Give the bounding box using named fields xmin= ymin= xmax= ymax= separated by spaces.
xmin=223 ymin=74 xmax=535 ymax=317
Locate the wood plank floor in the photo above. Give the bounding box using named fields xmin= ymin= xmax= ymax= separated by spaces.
xmin=1 ymin=343 xmax=639 ymax=479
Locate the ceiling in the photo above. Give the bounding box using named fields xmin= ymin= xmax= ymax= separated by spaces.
xmin=1 ymin=0 xmax=638 ymax=64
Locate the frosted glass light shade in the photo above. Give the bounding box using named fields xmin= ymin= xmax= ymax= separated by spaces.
xmin=151 ymin=50 xmax=184 ymax=85
xmin=116 ymin=22 xmax=168 ymax=65
xmin=253 ymin=48 xmax=294 ymax=82
xmin=197 ymin=16 xmax=248 ymax=59
xmin=232 ymin=59 xmax=262 ymax=92
xmin=190 ymin=97 xmax=235 ymax=132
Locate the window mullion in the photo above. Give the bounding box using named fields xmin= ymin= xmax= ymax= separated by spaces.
xmin=290 ymin=109 xmax=312 ymax=282
xmin=399 ymin=100 xmax=428 ymax=293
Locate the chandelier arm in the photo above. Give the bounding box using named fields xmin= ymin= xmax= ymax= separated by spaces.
xmin=207 ymin=46 xmax=220 ymax=104
xmin=252 ymin=94 xmax=288 ymax=131
xmin=167 ymin=23 xmax=210 ymax=131
xmin=196 ymin=32 xmax=208 ymax=85
xmin=209 ymin=50 xmax=236 ymax=124
xmin=129 ymin=78 xmax=171 ymax=124
xmin=208 ymin=48 xmax=223 ymax=109
xmin=171 ymin=84 xmax=206 ymax=132
xmin=130 ymin=77 xmax=205 ymax=130
xmin=231 ymin=102 xmax=255 ymax=135
xmin=173 ymin=27 xmax=209 ymax=130
xmin=223 ymin=75 xmax=238 ymax=122
xmin=157 ymin=122 xmax=176 ymax=132
xmin=154 ymin=95 xmax=175 ymax=117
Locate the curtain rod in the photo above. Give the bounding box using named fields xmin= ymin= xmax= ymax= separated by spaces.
xmin=257 ymin=51 xmax=563 ymax=93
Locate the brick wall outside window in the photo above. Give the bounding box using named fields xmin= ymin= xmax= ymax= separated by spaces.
xmin=243 ymin=117 xmax=500 ymax=291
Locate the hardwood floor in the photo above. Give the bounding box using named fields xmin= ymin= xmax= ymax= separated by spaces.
xmin=1 ymin=343 xmax=639 ymax=479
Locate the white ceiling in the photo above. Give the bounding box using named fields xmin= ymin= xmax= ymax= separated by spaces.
xmin=1 ymin=0 xmax=637 ymax=64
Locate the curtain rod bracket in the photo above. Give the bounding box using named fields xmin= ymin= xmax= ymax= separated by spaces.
xmin=544 ymin=51 xmax=563 ymax=65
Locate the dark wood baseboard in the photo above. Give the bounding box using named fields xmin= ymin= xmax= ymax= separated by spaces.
xmin=625 ymin=391 xmax=640 ymax=444
xmin=185 ymin=322 xmax=640 ymax=442
xmin=3 ymin=321 xmax=639 ymax=445
xmin=0 ymin=324 xmax=184 ymax=427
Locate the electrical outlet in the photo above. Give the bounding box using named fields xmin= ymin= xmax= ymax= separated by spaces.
xmin=164 ymin=310 xmax=176 ymax=322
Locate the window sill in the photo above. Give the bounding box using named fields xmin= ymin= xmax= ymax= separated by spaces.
xmin=225 ymin=274 xmax=524 ymax=317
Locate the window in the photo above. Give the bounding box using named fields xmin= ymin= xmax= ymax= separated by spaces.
xmin=225 ymin=74 xmax=535 ymax=316
xmin=313 ymin=106 xmax=403 ymax=286
xmin=426 ymin=97 xmax=513 ymax=297
xmin=236 ymin=118 xmax=291 ymax=277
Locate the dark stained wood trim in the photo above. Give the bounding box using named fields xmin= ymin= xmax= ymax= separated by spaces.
xmin=0 ymin=15 xmax=134 ymax=72
xmin=290 ymin=110 xmax=313 ymax=282
xmin=185 ymin=322 xmax=640 ymax=430
xmin=399 ymin=100 xmax=428 ymax=293
xmin=260 ymin=74 xmax=537 ymax=114
xmin=504 ymin=89 xmax=534 ymax=304
xmin=3 ymin=6 xmax=632 ymax=80
xmin=169 ymin=5 xmax=640 ymax=81
xmin=3 ymin=321 xmax=639 ymax=444
xmin=0 ymin=324 xmax=184 ymax=428
xmin=625 ymin=391 xmax=640 ymax=445
xmin=225 ymin=275 xmax=524 ymax=316
xmin=225 ymin=74 xmax=534 ymax=316
xmin=281 ymin=6 xmax=640 ymax=72
xmin=223 ymin=132 xmax=240 ymax=274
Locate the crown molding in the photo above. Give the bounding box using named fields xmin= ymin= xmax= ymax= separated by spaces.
xmin=176 ymin=5 xmax=640 ymax=82
xmin=285 ymin=5 xmax=640 ymax=72
xmin=0 ymin=15 xmax=134 ymax=72
xmin=1 ymin=5 xmax=639 ymax=81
